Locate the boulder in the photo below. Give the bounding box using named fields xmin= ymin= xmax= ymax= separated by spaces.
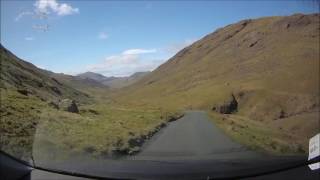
xmin=50 ymin=86 xmax=61 ymax=95
xmin=17 ymin=89 xmax=30 ymax=96
xmin=212 ymin=94 xmax=238 ymax=114
xmin=48 ymin=101 xmax=59 ymax=109
xmin=59 ymin=99 xmax=79 ymax=113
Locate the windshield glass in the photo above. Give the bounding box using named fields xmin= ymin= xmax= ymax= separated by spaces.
xmin=1 ymin=0 xmax=319 ymax=179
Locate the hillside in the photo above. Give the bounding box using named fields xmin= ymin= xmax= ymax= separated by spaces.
xmin=0 ymin=45 xmax=90 ymax=103
xmin=104 ymin=71 xmax=150 ymax=89
xmin=0 ymin=45 xmax=173 ymax=159
xmin=114 ymin=13 xmax=320 ymax=152
xmin=77 ymin=71 xmax=150 ymax=89
xmin=1 ymin=13 xmax=319 ymax=158
xmin=51 ymin=72 xmax=108 ymax=92
xmin=0 ymin=44 xmax=91 ymax=159
xmin=77 ymin=71 xmax=115 ymax=82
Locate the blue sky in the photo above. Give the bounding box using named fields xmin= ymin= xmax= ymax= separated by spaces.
xmin=1 ymin=0 xmax=319 ymax=76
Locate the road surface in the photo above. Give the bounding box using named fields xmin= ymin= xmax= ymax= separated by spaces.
xmin=29 ymin=111 xmax=308 ymax=179
xmin=134 ymin=111 xmax=262 ymax=160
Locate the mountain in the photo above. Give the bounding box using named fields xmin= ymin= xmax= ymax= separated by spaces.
xmin=103 ymin=71 xmax=151 ymax=89
xmin=0 ymin=45 xmax=155 ymax=159
xmin=130 ymin=71 xmax=150 ymax=78
xmin=77 ymin=71 xmax=114 ymax=82
xmin=114 ymin=13 xmax=319 ymax=147
xmin=77 ymin=71 xmax=150 ymax=89
xmin=0 ymin=45 xmax=90 ymax=103
xmin=51 ymin=72 xmax=108 ymax=91
xmin=0 ymin=44 xmax=91 ymax=159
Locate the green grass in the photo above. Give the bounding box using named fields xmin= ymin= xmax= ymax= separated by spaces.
xmin=1 ymin=87 xmax=183 ymax=159
xmin=0 ymin=88 xmax=46 ymax=161
xmin=37 ymin=104 xmax=165 ymax=156
xmin=208 ymin=112 xmax=306 ymax=155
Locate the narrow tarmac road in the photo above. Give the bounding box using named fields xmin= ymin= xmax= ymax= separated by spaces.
xmin=135 ymin=111 xmax=262 ymax=160
xmin=30 ymin=111 xmax=307 ymax=179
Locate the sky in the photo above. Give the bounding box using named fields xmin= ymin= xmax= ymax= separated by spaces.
xmin=1 ymin=0 xmax=319 ymax=77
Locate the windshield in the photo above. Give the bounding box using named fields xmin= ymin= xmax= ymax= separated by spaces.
xmin=1 ymin=0 xmax=319 ymax=179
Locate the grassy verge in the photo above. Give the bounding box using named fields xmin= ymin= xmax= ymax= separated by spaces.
xmin=37 ymin=103 xmax=183 ymax=157
xmin=1 ymin=88 xmax=183 ymax=159
xmin=208 ymin=112 xmax=306 ymax=155
xmin=0 ymin=89 xmax=46 ymax=161
xmin=40 ymin=105 xmax=159 ymax=156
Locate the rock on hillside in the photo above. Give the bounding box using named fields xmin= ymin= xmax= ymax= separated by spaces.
xmin=59 ymin=99 xmax=79 ymax=113
xmin=212 ymin=94 xmax=238 ymax=114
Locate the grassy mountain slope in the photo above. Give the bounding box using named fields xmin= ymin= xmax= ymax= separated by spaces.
xmin=77 ymin=71 xmax=115 ymax=82
xmin=0 ymin=45 xmax=90 ymax=103
xmin=105 ymin=71 xmax=150 ymax=89
xmin=0 ymin=44 xmax=92 ymax=159
xmin=114 ymin=13 xmax=320 ymax=153
xmin=77 ymin=71 xmax=150 ymax=89
xmin=51 ymin=72 xmax=108 ymax=93
xmin=0 ymin=45 xmax=176 ymax=159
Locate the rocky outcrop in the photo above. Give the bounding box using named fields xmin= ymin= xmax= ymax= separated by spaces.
xmin=59 ymin=99 xmax=79 ymax=113
xmin=212 ymin=94 xmax=238 ymax=114
xmin=48 ymin=101 xmax=59 ymax=109
xmin=17 ymin=89 xmax=30 ymax=96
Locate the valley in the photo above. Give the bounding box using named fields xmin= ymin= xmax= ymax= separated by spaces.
xmin=1 ymin=13 xmax=319 ymax=162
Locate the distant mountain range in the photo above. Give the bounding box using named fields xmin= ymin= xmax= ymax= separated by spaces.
xmin=77 ymin=71 xmax=150 ymax=89
xmin=0 ymin=42 xmax=150 ymax=102
xmin=77 ymin=71 xmax=116 ymax=82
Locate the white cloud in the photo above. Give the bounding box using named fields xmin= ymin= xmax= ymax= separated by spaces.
xmin=82 ymin=40 xmax=198 ymax=77
xmin=56 ymin=3 xmax=79 ymax=15
xmin=34 ymin=0 xmax=79 ymax=16
xmin=25 ymin=37 xmax=35 ymax=41
xmin=122 ymin=49 xmax=157 ymax=55
xmin=98 ymin=32 xmax=108 ymax=40
xmin=86 ymin=49 xmax=164 ymax=77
